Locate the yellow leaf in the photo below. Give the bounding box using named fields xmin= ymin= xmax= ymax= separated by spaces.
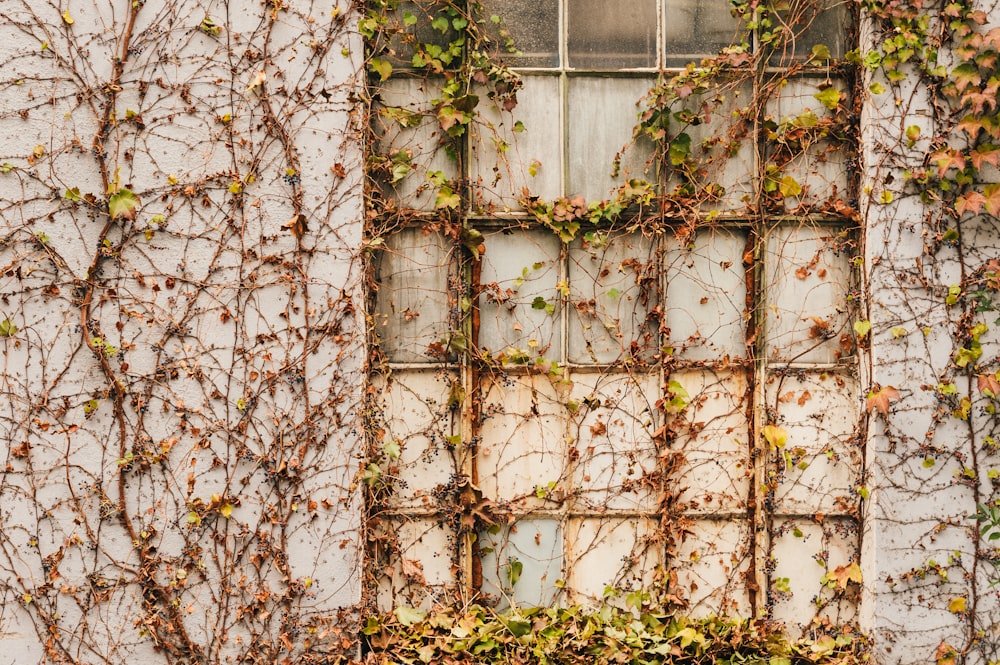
xmin=762 ymin=424 xmax=788 ymax=449
xmin=62 ymin=10 xmax=74 ymax=25
xmin=220 ymin=503 xmax=233 ymax=519
xmin=948 ymin=596 xmax=967 ymax=613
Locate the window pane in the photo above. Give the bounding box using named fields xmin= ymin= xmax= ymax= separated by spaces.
xmin=765 ymin=77 xmax=851 ymax=211
xmin=374 ymin=228 xmax=453 ymax=362
xmin=375 ymin=518 xmax=458 ymax=611
xmin=673 ymin=519 xmax=753 ymax=617
xmin=375 ymin=78 xmax=458 ymax=211
xmin=765 ymin=224 xmax=853 ymax=364
xmin=663 ymin=81 xmax=756 ymax=212
xmin=664 ymin=0 xmax=741 ymax=66
xmin=481 ymin=519 xmax=563 ymax=607
xmin=568 ymin=231 xmax=656 ymax=364
xmin=770 ymin=0 xmax=850 ymax=63
xmin=670 ymin=370 xmax=751 ymax=513
xmin=481 ymin=0 xmax=560 ymax=68
xmin=665 ymin=227 xmax=747 ymax=361
xmin=766 ymin=371 xmax=860 ymax=515
xmin=770 ymin=518 xmax=859 ymax=629
xmin=478 ymin=374 xmax=568 ymax=507
xmin=477 ymin=228 xmax=562 ymax=358
xmin=566 ymin=518 xmax=660 ymax=601
xmin=471 ymin=75 xmax=562 ymax=209
xmin=375 ymin=370 xmax=460 ymax=509
xmin=569 ymin=372 xmax=659 ymax=512
xmin=383 ymin=1 xmax=460 ymax=68
xmin=568 ymin=76 xmax=656 ymax=200
xmin=568 ymin=0 xmax=657 ymax=69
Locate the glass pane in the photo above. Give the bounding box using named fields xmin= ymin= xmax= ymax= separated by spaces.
xmin=374 ymin=228 xmax=453 ymax=362
xmin=568 ymin=232 xmax=656 ymax=364
xmin=766 ymin=371 xmax=860 ymax=515
xmin=481 ymin=519 xmax=563 ymax=607
xmin=477 ymin=228 xmax=562 ymax=359
xmin=665 ymin=227 xmax=747 ymax=361
xmin=771 ymin=0 xmax=850 ymax=63
xmin=770 ymin=518 xmax=859 ymax=630
xmin=384 ymin=1 xmax=460 ymax=68
xmin=478 ymin=374 xmax=568 ymax=507
xmin=663 ymin=81 xmax=755 ymax=212
xmin=568 ymin=76 xmax=656 ymax=200
xmin=568 ymin=0 xmax=657 ymax=69
xmin=481 ymin=0 xmax=560 ymax=67
xmin=765 ymin=224 xmax=853 ymax=364
xmin=374 ymin=370 xmax=460 ymax=509
xmin=471 ymin=75 xmax=562 ymax=209
xmin=375 ymin=518 xmax=458 ymax=611
xmin=673 ymin=519 xmax=753 ymax=617
xmin=566 ymin=518 xmax=660 ymax=601
xmin=670 ymin=370 xmax=751 ymax=513
xmin=375 ymin=78 xmax=458 ymax=211
xmin=569 ymin=372 xmax=659 ymax=512
xmin=664 ymin=0 xmax=741 ymax=66
xmin=765 ymin=78 xmax=851 ymax=211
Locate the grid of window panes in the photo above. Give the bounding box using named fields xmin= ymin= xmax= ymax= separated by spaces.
xmin=372 ymin=0 xmax=859 ymax=628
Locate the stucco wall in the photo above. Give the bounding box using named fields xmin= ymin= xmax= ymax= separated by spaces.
xmin=0 ymin=1 xmax=363 ymax=662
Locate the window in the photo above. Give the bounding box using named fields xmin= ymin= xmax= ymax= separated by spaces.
xmin=367 ymin=0 xmax=859 ymax=629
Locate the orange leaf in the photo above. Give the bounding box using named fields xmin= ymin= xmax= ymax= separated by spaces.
xmin=866 ymin=386 xmax=900 ymax=415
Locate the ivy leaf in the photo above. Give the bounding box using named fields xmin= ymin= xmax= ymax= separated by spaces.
xmin=0 ymin=318 xmax=17 ymax=337
xmin=779 ymin=175 xmax=802 ymax=198
xmin=370 ymin=58 xmax=393 ymax=81
xmin=830 ymin=562 xmax=863 ymax=588
xmin=395 ymin=606 xmax=426 ymax=626
xmin=853 ymin=320 xmax=871 ymax=338
xmin=948 ymin=596 xmax=967 ymax=614
xmin=219 ymin=503 xmax=234 ymax=519
xmin=64 ymin=187 xmax=81 ymax=202
xmin=668 ymin=132 xmax=691 ymax=166
xmin=762 ymin=424 xmax=788 ymax=449
xmin=956 ymin=191 xmax=985 ymax=216
xmin=813 ymin=87 xmax=841 ymax=110
xmin=282 ymin=213 xmax=308 ymax=240
xmin=108 ymin=188 xmax=140 ymax=220
xmin=810 ymin=43 xmax=831 ymax=61
xmin=434 ymin=186 xmax=461 ymax=210
xmin=984 ymin=183 xmax=1000 ymax=216
xmin=866 ymin=385 xmax=900 ymax=415
xmin=936 ymin=642 xmax=958 ymax=665
xmin=61 ymin=10 xmax=74 ymax=25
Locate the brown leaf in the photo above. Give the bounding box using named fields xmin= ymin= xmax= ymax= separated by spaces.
xmin=282 ymin=213 xmax=308 ymax=240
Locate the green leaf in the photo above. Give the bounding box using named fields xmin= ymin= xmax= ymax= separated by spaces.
xmin=854 ymin=320 xmax=871 ymax=338
xmin=0 ymin=318 xmax=17 ymax=337
xmin=402 ymin=11 xmax=417 ymax=26
xmin=431 ymin=16 xmax=449 ymax=32
xmin=108 ymin=188 xmax=140 ymax=220
xmin=810 ymin=43 xmax=831 ymax=61
xmin=383 ymin=439 xmax=401 ymax=460
xmin=813 ymin=87 xmax=842 ymax=110
xmin=762 ymin=424 xmax=788 ymax=449
xmin=506 ymin=559 xmax=522 ymax=586
xmin=779 ymin=174 xmax=802 ymax=198
xmin=395 ymin=606 xmax=426 ymax=626
xmin=434 ymin=186 xmax=461 ymax=210
xmin=370 ymin=58 xmax=393 ymax=81
xmin=668 ymin=132 xmax=691 ymax=166
xmin=64 ymin=187 xmax=81 ymax=202
xmin=869 ymin=81 xmax=886 ymax=94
